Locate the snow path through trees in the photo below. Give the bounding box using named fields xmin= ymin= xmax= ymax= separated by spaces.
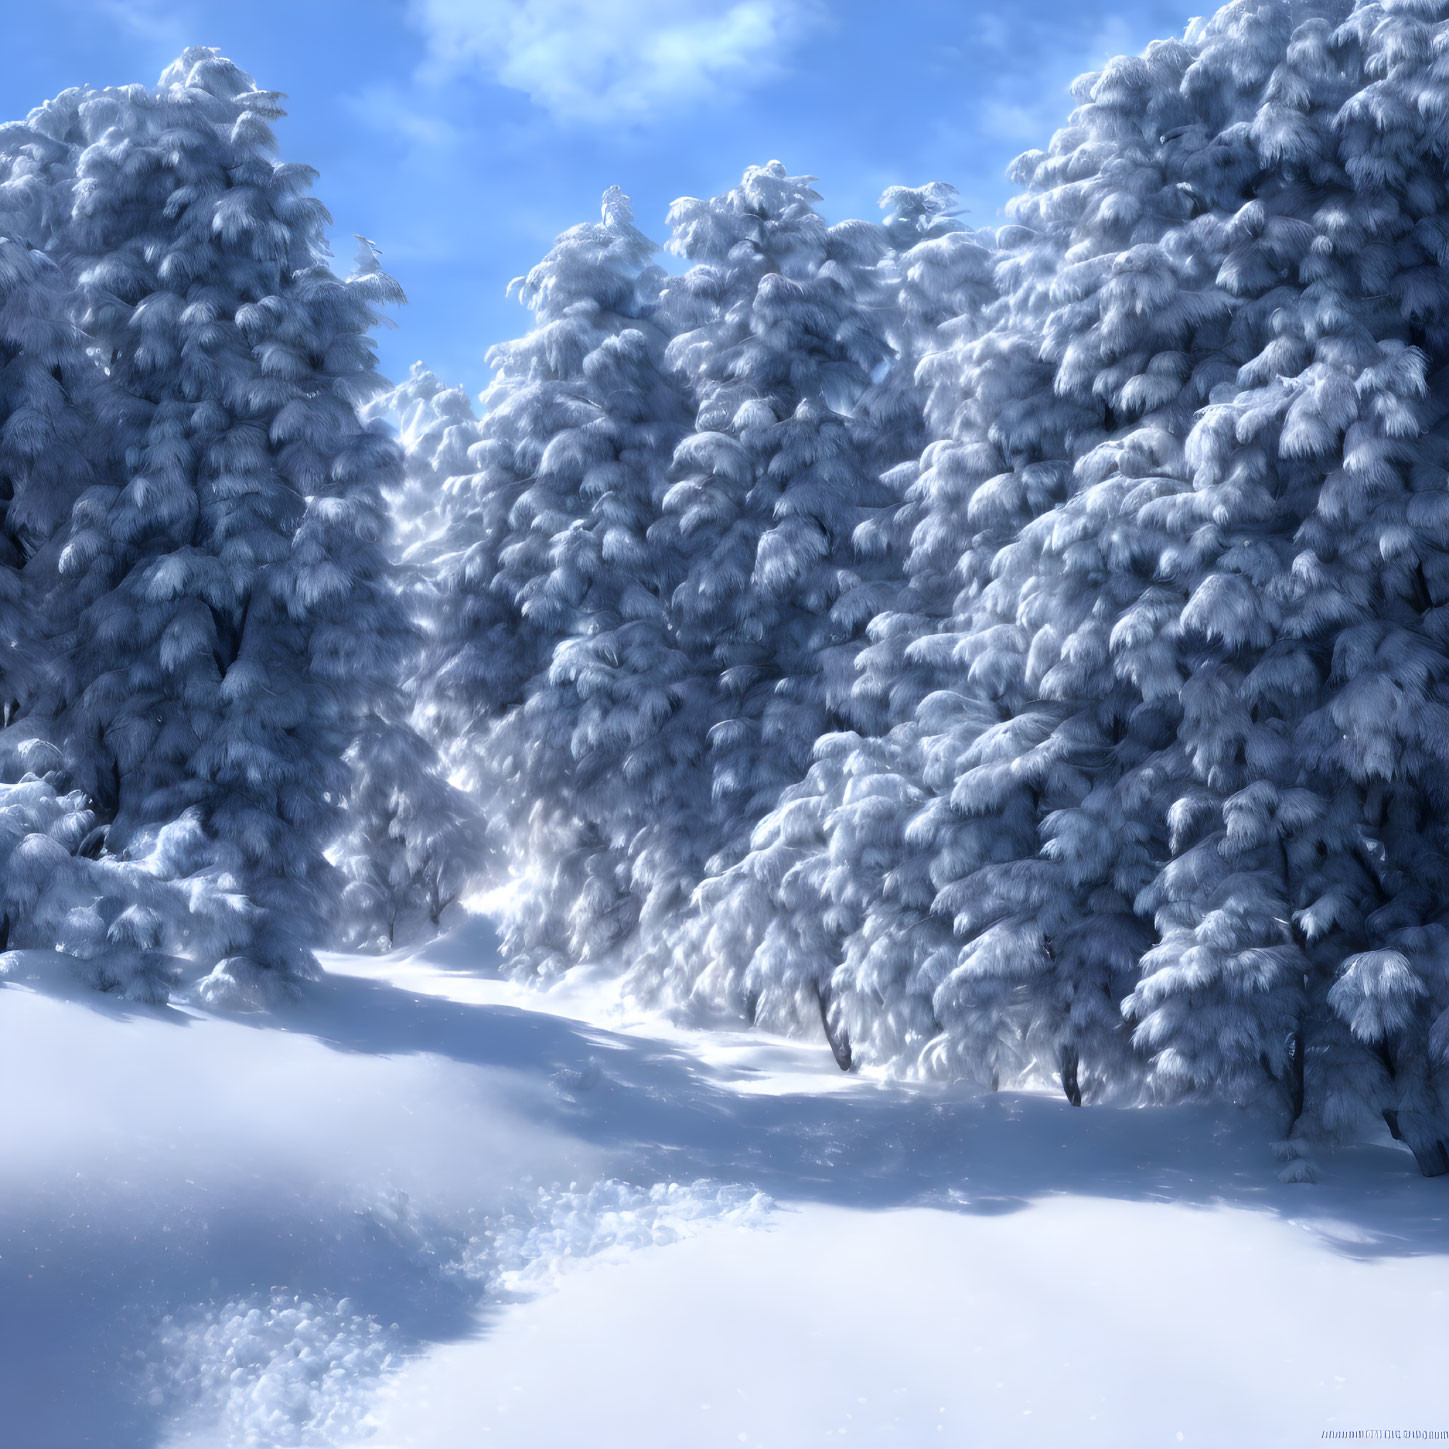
xmin=1 ymin=912 xmax=1445 ymax=1446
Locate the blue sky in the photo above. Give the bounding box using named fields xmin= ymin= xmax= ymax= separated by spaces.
xmin=5 ymin=0 xmax=1192 ymax=398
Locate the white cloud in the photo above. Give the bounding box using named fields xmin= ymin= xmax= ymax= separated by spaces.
xmin=349 ymin=84 xmax=466 ymax=152
xmin=63 ymin=0 xmax=194 ymax=58
xmin=409 ymin=0 xmax=822 ymax=125
xmin=978 ymin=100 xmax=1059 ymax=146
xmin=970 ymin=13 xmax=1143 ymax=148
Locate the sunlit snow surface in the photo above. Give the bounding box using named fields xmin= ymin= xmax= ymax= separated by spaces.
xmin=2 ymin=912 xmax=1446 ymax=1447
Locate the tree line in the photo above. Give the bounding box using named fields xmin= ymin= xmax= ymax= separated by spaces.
xmin=3 ymin=3 xmax=1448 ymax=1174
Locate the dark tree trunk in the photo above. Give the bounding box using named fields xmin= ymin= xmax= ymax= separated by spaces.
xmin=816 ymin=984 xmax=853 ymax=1072
xmin=1396 ymin=1114 xmax=1449 ymax=1178
xmin=1372 ymin=1042 xmax=1449 ymax=1176
xmin=92 ymin=747 xmax=123 ymax=821
xmin=742 ymin=985 xmax=761 ymax=1026
xmin=1287 ymin=1029 xmax=1305 ymax=1130
xmin=1060 ymin=1042 xmax=1082 ymax=1107
xmin=1410 ymin=1138 xmax=1449 ymax=1178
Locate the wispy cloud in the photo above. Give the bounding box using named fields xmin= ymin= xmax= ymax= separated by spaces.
xmin=965 ymin=13 xmax=1144 ymax=149
xmin=347 ymin=84 xmax=466 ymax=153
xmin=77 ymin=0 xmax=194 ymax=58
xmin=407 ymin=0 xmax=823 ymax=126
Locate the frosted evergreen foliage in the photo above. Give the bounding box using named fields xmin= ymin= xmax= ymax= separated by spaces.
xmin=417 ymin=187 xmax=671 ymax=766
xmin=362 ymin=360 xmax=482 ymax=559
xmin=335 ymin=715 xmax=485 ymax=949
xmin=0 ymin=50 xmax=411 ymax=1000
xmin=655 ymin=161 xmax=900 ymax=845
xmin=411 ymin=188 xmax=702 ymax=975
xmin=538 ymin=0 xmax=1449 ymax=1174
xmin=0 ymin=233 xmax=185 ymax=1000
xmin=9 ymin=10 xmax=1449 ymax=1178
xmin=625 ymin=166 xmax=915 ymax=1002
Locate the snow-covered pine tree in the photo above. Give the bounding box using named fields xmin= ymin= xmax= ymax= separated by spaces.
xmin=340 ymin=356 xmax=491 ymax=946
xmin=1270 ymin=0 xmax=1449 ymax=1174
xmin=636 ymin=173 xmax=1000 ymax=1057
xmin=0 ymin=238 xmax=182 ymax=1000
xmin=650 ymin=0 xmax=1449 ymax=1173
xmin=414 ymin=188 xmax=697 ymax=974
xmin=0 ymin=226 xmax=186 ymax=1002
xmin=669 ymin=723 xmax=955 ymax=1073
xmin=335 ymin=713 xmax=485 ymax=949
xmin=651 ymin=163 xmax=900 ymax=864
xmin=503 ymin=325 xmax=703 ymax=970
xmin=419 ymin=188 xmax=661 ymax=757
xmin=0 ymin=50 xmax=410 ymax=999
xmin=362 ymin=360 xmax=483 ymax=583
xmin=1082 ymin=0 xmax=1449 ymax=1172
xmin=670 ymin=165 xmax=1101 ymax=1087
xmin=910 ymin=34 xmax=1264 ymax=1106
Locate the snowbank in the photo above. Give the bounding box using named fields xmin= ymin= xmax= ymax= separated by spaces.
xmin=2 ymin=915 xmax=1446 ymax=1447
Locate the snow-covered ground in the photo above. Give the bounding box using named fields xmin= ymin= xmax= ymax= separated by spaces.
xmin=3 ymin=914 xmax=1447 ymax=1448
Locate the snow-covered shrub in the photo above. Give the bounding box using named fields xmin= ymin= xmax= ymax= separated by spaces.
xmin=0 ymin=767 xmax=187 ymax=1002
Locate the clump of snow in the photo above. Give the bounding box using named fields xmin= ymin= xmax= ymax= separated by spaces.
xmin=1272 ymin=1139 xmax=1322 ymax=1184
xmin=483 ymin=1179 xmax=775 ymax=1293
xmin=149 ymin=1292 xmax=398 ymax=1449
xmin=1278 ymin=1157 xmax=1319 ymax=1185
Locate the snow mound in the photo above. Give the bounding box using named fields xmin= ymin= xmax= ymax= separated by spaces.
xmin=150 ymin=1291 xmax=399 ymax=1449
xmin=485 ymin=1179 xmax=775 ymax=1293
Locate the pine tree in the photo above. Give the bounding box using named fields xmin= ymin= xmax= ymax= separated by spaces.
xmin=0 ymin=50 xmax=411 ymax=999
xmin=335 ymin=714 xmax=485 ymax=949
xmin=342 ymin=360 xmax=491 ymax=946
xmin=653 ymin=162 xmax=899 ymax=864
xmin=363 ymin=361 xmax=482 ymax=559
xmin=646 ymin=174 xmax=999 ymax=1060
xmin=416 ymin=188 xmax=697 ymax=974
xmin=640 ymin=0 xmax=1449 ymax=1172
xmin=0 ymin=239 xmax=182 ymax=999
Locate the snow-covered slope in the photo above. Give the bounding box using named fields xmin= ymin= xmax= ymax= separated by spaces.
xmin=365 ymin=1198 xmax=1448 ymax=1449
xmin=2 ymin=914 xmax=1446 ymax=1447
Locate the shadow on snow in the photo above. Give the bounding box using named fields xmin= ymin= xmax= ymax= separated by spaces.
xmin=289 ymin=958 xmax=1449 ymax=1259
xmin=3 ymin=930 xmax=1445 ymax=1449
